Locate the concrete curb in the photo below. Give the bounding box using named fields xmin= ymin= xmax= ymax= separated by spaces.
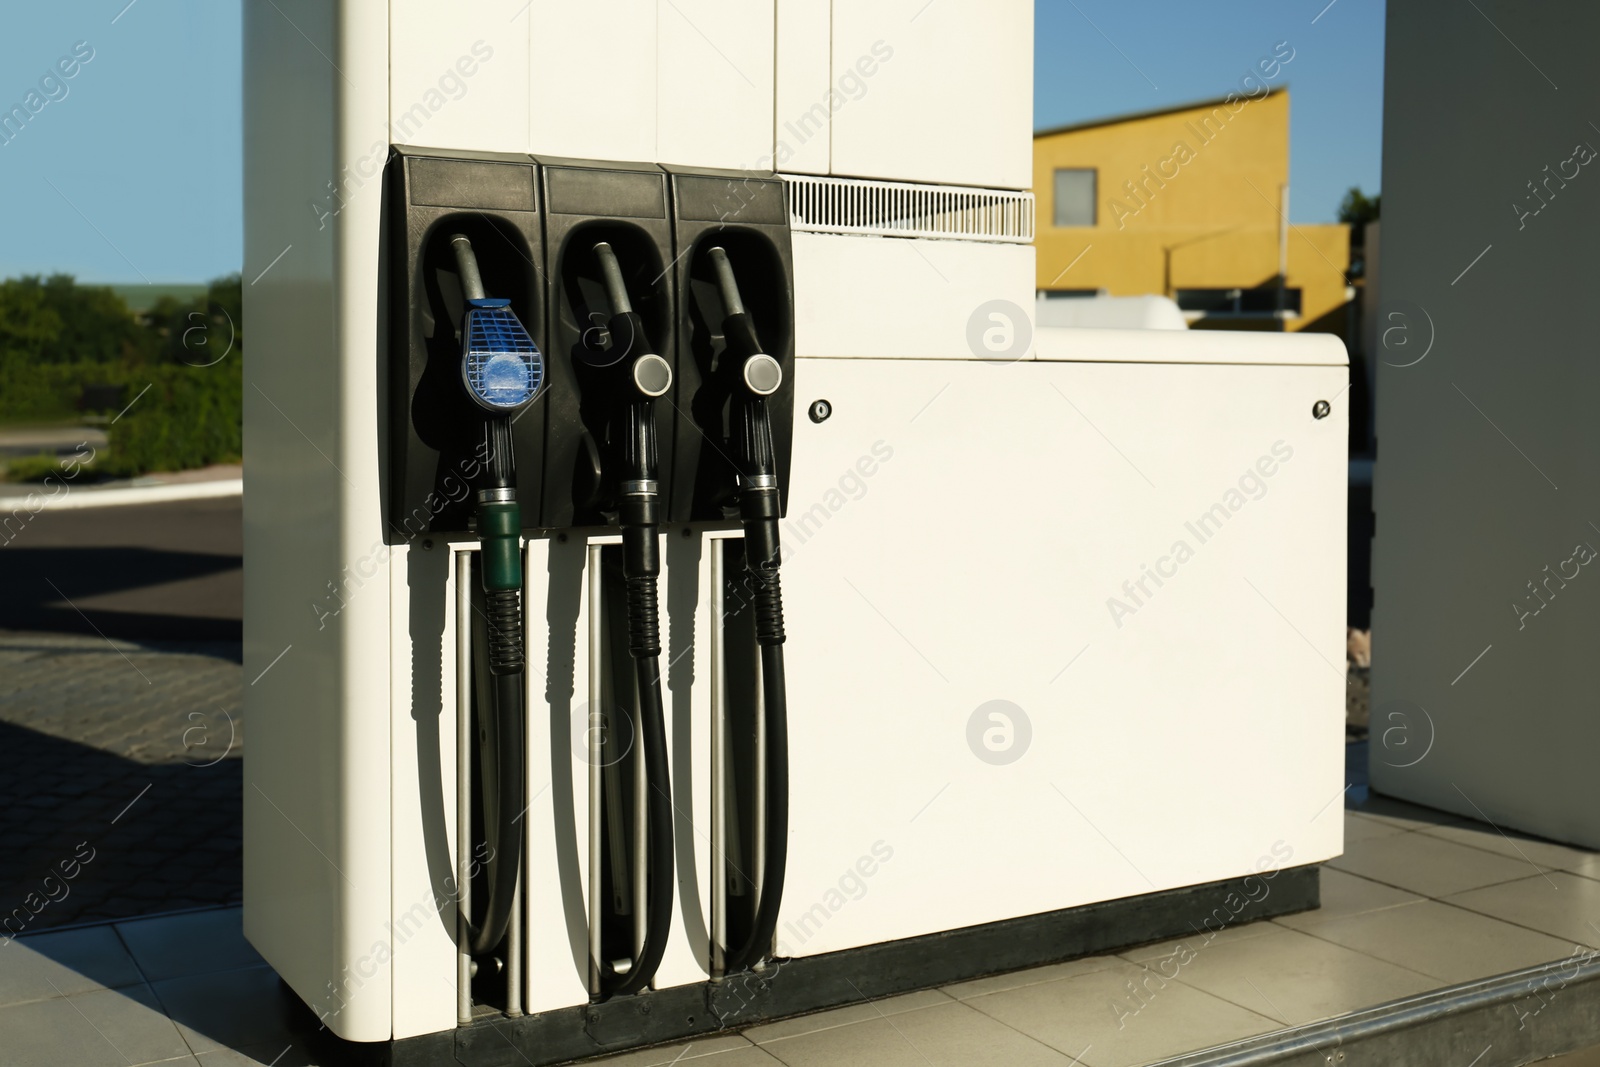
xmin=1145 ymin=949 xmax=1600 ymax=1067
xmin=0 ymin=478 xmax=242 ymax=512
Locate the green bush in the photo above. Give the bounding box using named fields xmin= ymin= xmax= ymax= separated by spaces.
xmin=4 ymin=452 xmax=72 ymax=483
xmin=0 ymin=274 xmax=156 ymax=365
xmin=0 ymin=361 xmax=102 ymax=422
xmin=103 ymin=359 xmax=242 ymax=475
xmin=0 ymin=274 xmax=243 ymax=478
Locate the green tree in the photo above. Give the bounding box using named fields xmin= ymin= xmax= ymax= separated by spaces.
xmin=142 ymin=274 xmax=242 ymax=367
xmin=44 ymin=274 xmax=158 ymax=364
xmin=0 ymin=278 xmax=63 ymax=360
xmin=1338 ymin=187 xmax=1381 ymax=228
xmin=1339 ymin=187 xmax=1381 ymax=279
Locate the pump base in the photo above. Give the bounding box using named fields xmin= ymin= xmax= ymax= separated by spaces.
xmin=319 ymin=865 xmax=1318 ymax=1066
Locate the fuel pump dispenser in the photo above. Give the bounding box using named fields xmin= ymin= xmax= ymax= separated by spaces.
xmin=244 ymin=2 xmax=1346 ymax=1063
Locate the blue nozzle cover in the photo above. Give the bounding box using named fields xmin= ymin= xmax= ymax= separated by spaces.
xmin=461 ymin=303 xmax=545 ymax=413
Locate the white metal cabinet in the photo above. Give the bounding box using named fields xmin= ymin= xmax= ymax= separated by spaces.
xmin=527 ymin=0 xmax=658 ymax=161
xmin=390 ymin=1 xmax=531 ymax=154
xmin=775 ymin=346 xmax=1347 ymax=954
xmin=790 ymin=231 xmax=1035 ymax=360
xmin=775 ymin=0 xmax=833 ymax=174
xmin=656 ymin=0 xmax=774 ymax=169
xmin=830 ymin=0 xmax=1033 ymax=189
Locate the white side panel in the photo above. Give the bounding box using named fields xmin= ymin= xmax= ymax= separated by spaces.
xmin=791 ymin=232 xmax=1034 ymax=359
xmin=389 ymin=544 xmax=461 ymax=1039
xmin=656 ymin=0 xmax=774 ymax=169
xmin=1372 ymin=2 xmax=1600 ymax=849
xmin=335 ymin=0 xmax=397 ymax=1038
xmin=242 ymin=0 xmax=394 ymax=1043
xmin=776 ymin=355 xmax=1345 ymax=957
xmin=527 ymin=0 xmax=656 ymax=161
xmin=775 ymin=0 xmax=832 ymax=174
xmin=388 ymin=1 xmax=530 ymax=154
xmin=830 ymin=0 xmax=1032 ymax=189
xmin=242 ymin=0 xmax=346 ymax=1034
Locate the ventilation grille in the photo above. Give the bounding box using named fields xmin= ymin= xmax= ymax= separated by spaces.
xmin=783 ymin=174 xmax=1034 ymax=244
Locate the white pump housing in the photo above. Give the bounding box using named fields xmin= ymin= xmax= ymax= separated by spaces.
xmin=243 ymin=0 xmax=1345 ymax=1049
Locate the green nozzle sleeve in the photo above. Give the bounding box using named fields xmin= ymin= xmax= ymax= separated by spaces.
xmin=479 ymin=500 xmax=522 ymax=591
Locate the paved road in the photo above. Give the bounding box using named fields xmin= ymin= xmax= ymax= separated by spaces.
xmin=0 ymin=496 xmax=241 ymax=642
xmin=0 ymin=497 xmax=243 ymax=931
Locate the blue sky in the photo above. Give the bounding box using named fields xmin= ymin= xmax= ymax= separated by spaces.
xmin=0 ymin=0 xmax=241 ymax=284
xmin=1034 ymin=0 xmax=1386 ymax=224
xmin=0 ymin=1 xmax=1382 ymax=284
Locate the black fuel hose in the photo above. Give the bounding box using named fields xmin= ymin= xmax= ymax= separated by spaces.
xmin=466 ymin=418 xmax=528 ymax=959
xmin=449 ymin=234 xmax=530 ymax=962
xmin=467 ymin=668 xmax=524 ymax=957
xmin=704 ymin=247 xmax=792 ymax=974
xmin=722 ymin=639 xmax=788 ymax=974
xmin=610 ymin=619 xmax=673 ymax=996
xmin=605 ymin=395 xmax=676 ymax=997
xmin=593 ymin=241 xmax=676 ymax=997
xmin=723 ymin=393 xmax=790 ymax=974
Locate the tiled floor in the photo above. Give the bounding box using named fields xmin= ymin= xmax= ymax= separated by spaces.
xmin=0 ymin=909 xmax=314 ymax=1067
xmin=0 ymin=630 xmax=245 ymax=930
xmin=6 ymin=802 xmax=1600 ymax=1067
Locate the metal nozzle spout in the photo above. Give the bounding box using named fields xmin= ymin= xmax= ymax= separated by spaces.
xmin=593 ymin=242 xmax=634 ymax=315
xmin=707 ymin=247 xmax=746 ymax=317
xmin=450 ymin=234 xmax=486 ymax=302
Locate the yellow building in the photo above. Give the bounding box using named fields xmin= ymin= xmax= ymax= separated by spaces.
xmin=1034 ymin=87 xmax=1350 ymax=332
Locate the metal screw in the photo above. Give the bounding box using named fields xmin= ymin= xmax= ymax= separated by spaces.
xmin=1312 ymin=400 xmax=1331 ymax=419
xmin=808 ymin=399 xmax=832 ymax=423
xmin=422 ymin=539 xmax=433 ymax=551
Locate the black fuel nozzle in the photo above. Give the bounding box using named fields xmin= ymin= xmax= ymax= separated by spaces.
xmin=591 ymin=240 xmax=670 ymax=657
xmin=590 ymin=241 xmax=674 ymax=400
xmin=449 ymin=233 xmax=543 ymax=594
xmin=707 ymin=247 xmax=784 ymax=646
xmin=707 ymin=246 xmax=783 ymax=399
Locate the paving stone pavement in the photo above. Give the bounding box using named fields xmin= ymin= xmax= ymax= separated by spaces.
xmin=0 ymin=631 xmax=243 ymax=934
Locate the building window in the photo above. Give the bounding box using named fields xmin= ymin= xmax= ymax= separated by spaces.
xmin=1053 ymin=168 xmax=1096 ymax=227
xmin=1174 ymin=286 xmax=1302 ymax=317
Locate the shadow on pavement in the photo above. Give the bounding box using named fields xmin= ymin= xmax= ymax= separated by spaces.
xmin=0 ymin=719 xmax=242 ymax=934
xmin=0 ymin=546 xmax=242 ymax=643
xmin=0 ymin=496 xmax=242 ymax=643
